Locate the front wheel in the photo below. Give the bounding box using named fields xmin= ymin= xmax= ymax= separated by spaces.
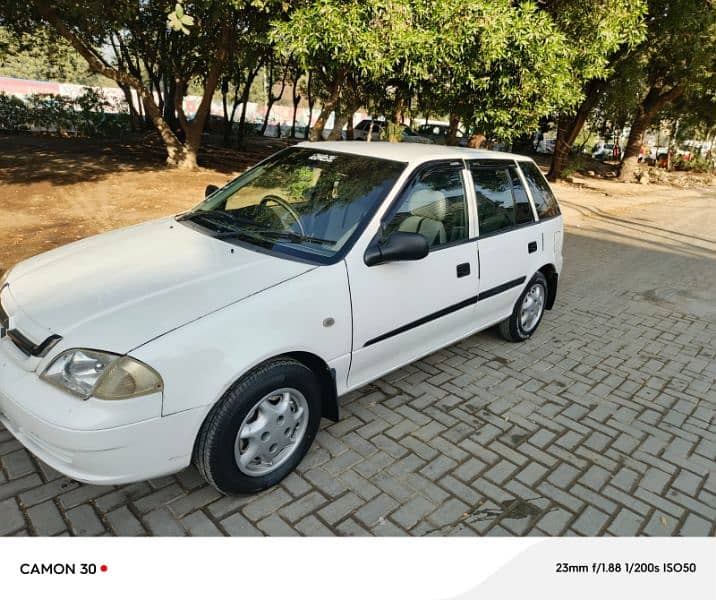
xmin=498 ymin=272 xmax=548 ymax=342
xmin=194 ymin=359 xmax=322 ymax=495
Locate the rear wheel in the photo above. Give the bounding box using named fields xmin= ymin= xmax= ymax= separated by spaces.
xmin=194 ymin=359 xmax=321 ymax=495
xmin=498 ymin=272 xmax=547 ymax=342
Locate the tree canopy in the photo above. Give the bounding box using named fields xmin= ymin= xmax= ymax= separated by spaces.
xmin=0 ymin=0 xmax=712 ymax=172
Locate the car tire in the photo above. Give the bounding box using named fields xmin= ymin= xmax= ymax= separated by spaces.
xmin=498 ymin=272 xmax=548 ymax=343
xmin=193 ymin=358 xmax=322 ymax=495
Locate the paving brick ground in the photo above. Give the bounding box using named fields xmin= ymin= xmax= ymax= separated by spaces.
xmin=1 ymin=192 xmax=715 ymax=536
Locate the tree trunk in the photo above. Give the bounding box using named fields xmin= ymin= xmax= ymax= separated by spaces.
xmin=221 ymin=80 xmax=230 ymax=146
xmin=328 ymin=109 xmax=349 ymax=140
xmin=466 ymin=133 xmax=486 ymax=148
xmin=304 ymin=71 xmax=314 ymax=140
xmin=236 ymin=67 xmax=259 ymax=149
xmin=618 ymin=111 xmax=650 ymax=183
xmin=290 ymin=97 xmax=299 ymax=139
xmin=619 ymin=84 xmax=684 ymax=182
xmin=446 ymin=112 xmax=461 ymax=146
xmin=547 ymin=80 xmax=603 ymax=181
xmin=346 ymin=113 xmax=354 ymax=140
xmin=261 ymin=99 xmax=275 ymax=137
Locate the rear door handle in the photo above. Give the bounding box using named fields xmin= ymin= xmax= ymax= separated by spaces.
xmin=456 ymin=263 xmax=470 ymax=278
xmin=528 ymin=241 xmax=538 ymax=253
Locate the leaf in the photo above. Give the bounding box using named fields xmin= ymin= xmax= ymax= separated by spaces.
xmin=660 ymin=516 xmax=668 ymax=528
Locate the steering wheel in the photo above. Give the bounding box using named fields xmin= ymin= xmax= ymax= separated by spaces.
xmin=259 ymin=194 xmax=305 ymax=236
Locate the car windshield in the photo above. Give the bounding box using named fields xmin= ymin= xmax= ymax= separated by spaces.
xmin=182 ymin=148 xmax=406 ymax=263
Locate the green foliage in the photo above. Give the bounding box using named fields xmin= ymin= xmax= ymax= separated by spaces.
xmin=0 ymin=92 xmax=29 ymax=131
xmin=599 ymin=0 xmax=716 ymax=132
xmin=167 ymin=3 xmax=195 ymax=34
xmin=6 ymin=87 xmax=127 ymax=136
xmin=0 ymin=26 xmax=108 ymax=85
xmin=672 ymin=153 xmax=714 ymax=173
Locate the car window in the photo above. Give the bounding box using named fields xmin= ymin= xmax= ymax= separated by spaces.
xmin=385 ymin=164 xmax=468 ymax=248
xmin=518 ymin=161 xmax=561 ymax=219
xmin=471 ymin=166 xmax=514 ymax=235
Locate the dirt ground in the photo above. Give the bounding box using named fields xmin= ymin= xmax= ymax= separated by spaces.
xmin=0 ymin=133 xmax=713 ymax=275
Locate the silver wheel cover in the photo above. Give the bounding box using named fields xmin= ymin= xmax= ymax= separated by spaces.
xmin=234 ymin=387 xmax=309 ymax=476
xmin=520 ymin=283 xmax=545 ymax=333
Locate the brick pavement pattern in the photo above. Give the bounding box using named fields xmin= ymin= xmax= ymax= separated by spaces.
xmin=2 ymin=280 xmax=714 ymax=537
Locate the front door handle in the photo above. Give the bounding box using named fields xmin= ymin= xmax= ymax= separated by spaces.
xmin=528 ymin=241 xmax=538 ymax=253
xmin=456 ymin=263 xmax=471 ymax=278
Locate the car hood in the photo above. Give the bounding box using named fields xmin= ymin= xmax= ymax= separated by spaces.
xmin=6 ymin=218 xmax=314 ymax=354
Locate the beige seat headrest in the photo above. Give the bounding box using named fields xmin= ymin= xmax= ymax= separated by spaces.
xmin=407 ymin=189 xmax=447 ymax=221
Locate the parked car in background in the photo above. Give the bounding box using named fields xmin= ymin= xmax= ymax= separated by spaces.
xmin=352 ymin=119 xmax=433 ymax=144
xmin=592 ymin=143 xmax=615 ymax=160
xmin=416 ymin=122 xmax=467 ymax=146
xmin=536 ymin=138 xmax=556 ymax=154
xmin=353 ymin=118 xmax=386 ymax=141
xmin=643 ymin=146 xmax=669 ymax=166
xmin=0 ymin=142 xmax=563 ymax=495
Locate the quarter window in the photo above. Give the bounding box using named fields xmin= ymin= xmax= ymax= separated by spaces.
xmin=518 ymin=161 xmax=561 ymax=219
xmin=385 ymin=165 xmax=468 ymax=248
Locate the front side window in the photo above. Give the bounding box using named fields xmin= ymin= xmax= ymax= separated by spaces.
xmin=182 ymin=148 xmax=406 ymax=263
xmin=384 ymin=164 xmax=468 ymax=249
xmin=518 ymin=161 xmax=561 ymax=219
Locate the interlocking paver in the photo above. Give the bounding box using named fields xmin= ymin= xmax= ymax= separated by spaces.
xmin=27 ymin=501 xmax=66 ymax=536
xmin=106 ymin=506 xmax=146 ymax=536
xmin=0 ymin=498 xmax=25 ymax=535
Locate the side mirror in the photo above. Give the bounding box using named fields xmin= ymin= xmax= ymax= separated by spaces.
xmin=205 ymin=184 xmax=219 ymax=197
xmin=364 ymin=231 xmax=429 ymax=266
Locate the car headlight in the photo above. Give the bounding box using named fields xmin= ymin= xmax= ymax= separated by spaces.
xmin=40 ymin=349 xmax=163 ymax=400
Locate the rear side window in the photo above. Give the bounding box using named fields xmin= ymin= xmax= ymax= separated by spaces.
xmin=518 ymin=161 xmax=561 ymax=219
xmin=470 ymin=163 xmax=535 ymax=235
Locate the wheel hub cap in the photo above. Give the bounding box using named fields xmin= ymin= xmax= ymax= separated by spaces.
xmin=234 ymin=387 xmax=308 ymax=476
xmin=520 ymin=283 xmax=545 ymax=333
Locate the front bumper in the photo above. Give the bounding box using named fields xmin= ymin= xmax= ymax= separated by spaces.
xmin=0 ymin=339 xmax=206 ymax=485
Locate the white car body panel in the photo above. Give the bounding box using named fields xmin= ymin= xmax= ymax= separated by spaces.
xmin=0 ymin=142 xmax=563 ymax=485
xmin=131 ymin=261 xmax=353 ymax=417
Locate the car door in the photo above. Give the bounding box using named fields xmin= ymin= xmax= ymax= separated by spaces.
xmin=346 ymin=160 xmax=478 ymax=390
xmin=468 ymin=160 xmax=541 ymax=329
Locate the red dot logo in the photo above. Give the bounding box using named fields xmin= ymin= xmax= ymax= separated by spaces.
xmin=100 ymin=565 xmax=108 ymax=573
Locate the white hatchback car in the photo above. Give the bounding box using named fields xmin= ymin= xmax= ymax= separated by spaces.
xmin=0 ymin=142 xmax=563 ymax=494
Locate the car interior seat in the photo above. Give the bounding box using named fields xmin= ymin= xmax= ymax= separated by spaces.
xmin=398 ymin=188 xmax=447 ymax=247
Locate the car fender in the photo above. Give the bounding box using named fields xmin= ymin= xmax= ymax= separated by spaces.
xmin=129 ymin=260 xmax=352 ymax=419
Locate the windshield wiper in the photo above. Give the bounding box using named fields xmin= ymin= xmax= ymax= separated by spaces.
xmin=177 ymin=210 xmax=263 ymax=232
xmin=253 ymin=230 xmax=338 ymax=245
xmin=214 ymin=228 xmax=337 ymax=246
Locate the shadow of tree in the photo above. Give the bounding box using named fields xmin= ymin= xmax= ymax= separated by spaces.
xmin=0 ymin=132 xmax=284 ymax=186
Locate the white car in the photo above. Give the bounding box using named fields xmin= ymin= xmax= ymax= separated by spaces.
xmin=0 ymin=142 xmax=563 ymax=495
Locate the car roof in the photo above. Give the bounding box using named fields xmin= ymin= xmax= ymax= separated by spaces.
xmin=296 ymin=141 xmax=530 ymax=165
